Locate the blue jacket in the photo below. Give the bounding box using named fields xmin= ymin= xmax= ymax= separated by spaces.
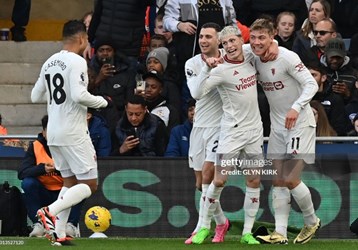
xmin=164 ymin=120 xmax=192 ymax=157
xmin=89 ymin=115 xmax=111 ymax=157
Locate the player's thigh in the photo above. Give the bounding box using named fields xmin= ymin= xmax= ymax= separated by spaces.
xmin=189 ymin=127 xmax=218 ymax=171
xmin=188 ymin=127 xmax=205 ymax=171
xmin=62 ymin=140 xmax=98 ymax=178
xmin=286 ymin=126 xmax=315 ymax=164
xmin=267 ymin=129 xmax=286 ymax=160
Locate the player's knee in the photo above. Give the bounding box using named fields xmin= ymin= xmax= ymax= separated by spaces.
xmin=88 ymin=183 xmax=98 ymax=194
xmin=195 ymin=183 xmax=202 ymax=191
xmin=213 ymin=179 xmax=226 ymax=187
xmin=202 ymin=169 xmax=213 ymax=183
xmin=246 ymin=177 xmax=260 ymax=188
xmin=285 ymin=180 xmax=300 ymax=190
xmin=272 ymin=179 xmax=285 ymax=187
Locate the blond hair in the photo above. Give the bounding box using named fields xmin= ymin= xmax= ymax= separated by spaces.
xmin=250 ymin=18 xmax=276 ymax=36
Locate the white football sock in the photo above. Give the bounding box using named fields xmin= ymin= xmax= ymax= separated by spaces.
xmin=54 ymin=187 xmax=70 ymax=239
xmin=242 ymin=186 xmax=260 ymax=235
xmin=201 ymin=183 xmax=223 ymax=229
xmin=291 ymin=182 xmax=317 ymax=226
xmin=193 ymin=184 xmax=208 ymax=233
xmin=49 ymin=183 xmax=91 ymax=215
xmin=272 ymin=187 xmax=291 ymax=237
xmin=213 ymin=201 xmax=226 ymax=225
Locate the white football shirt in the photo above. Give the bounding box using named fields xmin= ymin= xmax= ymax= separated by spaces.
xmin=194 ymin=50 xmax=262 ymax=131
xmin=255 ymin=47 xmax=318 ymax=129
xmin=31 ymin=50 xmax=108 ymax=146
xmin=185 ymin=51 xmax=223 ymax=128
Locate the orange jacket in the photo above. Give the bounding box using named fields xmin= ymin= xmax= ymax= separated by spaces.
xmin=33 ymin=140 xmax=63 ymax=191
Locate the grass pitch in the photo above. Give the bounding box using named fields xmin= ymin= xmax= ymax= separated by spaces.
xmin=1 ymin=237 xmax=357 ymax=250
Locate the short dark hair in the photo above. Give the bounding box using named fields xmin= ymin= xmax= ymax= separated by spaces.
xmin=150 ymin=34 xmax=168 ymax=46
xmin=126 ymin=95 xmax=147 ymax=107
xmin=201 ymin=22 xmax=222 ymax=33
xmin=306 ymin=63 xmax=327 ymax=75
xmin=62 ymin=20 xmax=86 ymax=39
xmin=187 ymin=99 xmax=196 ymax=109
xmin=41 ymin=115 xmax=48 ymax=130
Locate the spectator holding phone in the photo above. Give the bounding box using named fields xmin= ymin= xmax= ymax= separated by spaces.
xmin=320 ymin=37 xmax=358 ymax=108
xmin=111 ymin=95 xmax=168 ymax=156
xmin=88 ymin=41 xmax=137 ymax=129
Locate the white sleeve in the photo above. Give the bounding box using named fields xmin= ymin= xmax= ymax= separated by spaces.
xmin=287 ymin=53 xmax=318 ymax=112
xmin=185 ymin=59 xmax=220 ymax=99
xmin=31 ymin=69 xmax=47 ymax=103
xmin=163 ymin=0 xmax=181 ymax=32
xmin=70 ymin=61 xmax=108 ymax=109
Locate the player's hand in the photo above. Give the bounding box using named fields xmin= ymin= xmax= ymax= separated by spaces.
xmin=119 ymin=135 xmax=140 ymax=154
xmin=285 ymin=109 xmax=299 ymax=129
xmin=205 ymin=57 xmax=224 ymax=68
xmin=44 ymin=163 xmax=55 ymax=173
xmin=263 ymin=41 xmax=278 ymax=61
xmin=177 ymin=22 xmax=197 ymax=35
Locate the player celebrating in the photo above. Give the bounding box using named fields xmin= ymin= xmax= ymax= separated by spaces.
xmin=184 ymin=22 xmax=230 ymax=244
xmin=192 ymin=25 xmax=270 ymax=245
xmin=31 ymin=20 xmax=109 ymax=246
xmin=249 ymin=18 xmax=320 ymax=244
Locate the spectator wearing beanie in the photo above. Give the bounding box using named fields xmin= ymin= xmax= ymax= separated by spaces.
xmin=146 ymin=47 xmax=182 ymax=118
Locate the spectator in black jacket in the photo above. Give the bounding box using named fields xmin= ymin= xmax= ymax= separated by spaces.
xmin=308 ymin=64 xmax=351 ymax=135
xmin=320 ymin=37 xmax=358 ymax=109
xmin=111 ymin=95 xmax=168 ymax=156
xmin=88 ymin=41 xmax=136 ymax=135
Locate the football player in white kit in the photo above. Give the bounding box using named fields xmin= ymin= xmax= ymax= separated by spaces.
xmin=31 ymin=20 xmax=109 ymax=246
xmin=192 ymin=25 xmax=272 ymax=245
xmin=184 ymin=22 xmax=230 ymax=244
xmin=250 ymin=19 xmax=321 ymax=245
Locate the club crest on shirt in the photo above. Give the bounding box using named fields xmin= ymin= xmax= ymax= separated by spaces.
xmin=271 ymin=68 xmax=275 ymax=76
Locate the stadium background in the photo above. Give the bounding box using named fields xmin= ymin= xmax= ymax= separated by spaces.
xmin=0 ymin=143 xmax=357 ymax=239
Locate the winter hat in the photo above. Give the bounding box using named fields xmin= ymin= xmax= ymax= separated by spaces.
xmin=94 ymin=39 xmax=115 ymax=53
xmin=325 ymin=38 xmax=346 ymax=59
xmin=142 ymin=70 xmax=164 ymax=86
xmin=146 ymin=47 xmax=169 ymax=71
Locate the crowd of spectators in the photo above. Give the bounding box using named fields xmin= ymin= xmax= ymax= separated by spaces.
xmin=7 ymin=0 xmax=355 ymax=157
xmin=78 ymin=0 xmax=357 ymax=156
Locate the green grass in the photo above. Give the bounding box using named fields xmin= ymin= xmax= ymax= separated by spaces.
xmin=0 ymin=237 xmax=357 ymax=250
